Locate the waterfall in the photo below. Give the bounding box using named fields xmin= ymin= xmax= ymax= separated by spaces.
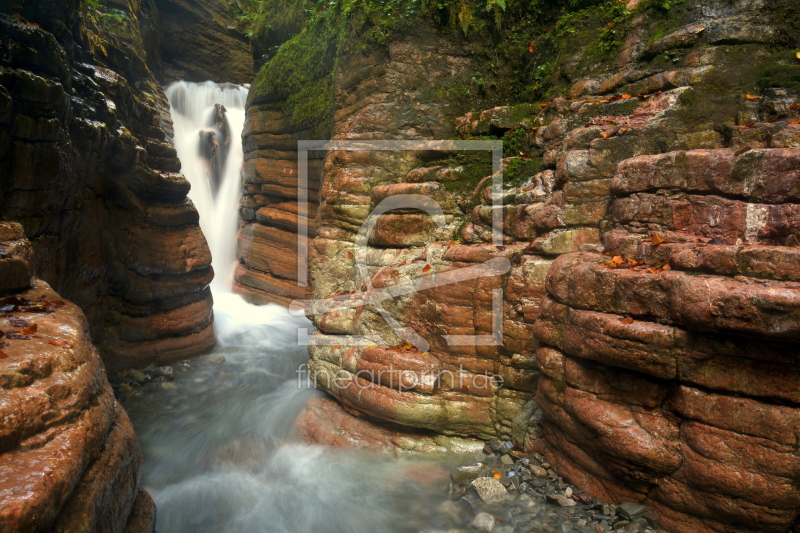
xmin=165 ymin=81 xmax=249 ymax=293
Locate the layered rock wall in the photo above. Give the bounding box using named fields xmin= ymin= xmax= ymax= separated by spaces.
xmin=0 ymin=222 xmax=155 ymax=533
xmin=0 ymin=0 xmax=215 ymax=371
xmin=240 ymin=0 xmax=800 ymax=530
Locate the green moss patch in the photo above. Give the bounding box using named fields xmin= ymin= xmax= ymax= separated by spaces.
xmin=758 ymin=65 xmax=800 ymax=95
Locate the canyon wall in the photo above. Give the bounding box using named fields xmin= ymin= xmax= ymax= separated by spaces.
xmin=241 ymin=0 xmax=800 ymax=531
xmin=155 ymin=0 xmax=253 ymax=84
xmin=0 ymin=0 xmax=215 ymax=372
xmin=0 ymin=222 xmax=155 ymax=532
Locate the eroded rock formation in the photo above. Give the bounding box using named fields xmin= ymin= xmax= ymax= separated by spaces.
xmin=156 ymin=0 xmax=253 ymax=84
xmin=0 ymin=222 xmax=155 ymax=533
xmin=0 ymin=0 xmax=215 ymax=372
xmin=240 ymin=0 xmax=800 ymax=531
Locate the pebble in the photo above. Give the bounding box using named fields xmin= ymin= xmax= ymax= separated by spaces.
xmin=154 ymin=366 xmax=174 ymax=379
xmin=129 ymin=369 xmax=149 ymax=384
xmin=472 ymin=477 xmax=508 ymax=505
xmin=549 ymin=494 xmax=577 ymax=507
xmin=451 ymin=465 xmax=484 ymax=484
xmin=471 ymin=512 xmax=495 ymax=532
xmin=617 ymin=502 xmax=646 ymax=521
xmin=209 ymin=355 xmax=226 ymax=364
xmin=530 ymin=465 xmax=548 ymax=478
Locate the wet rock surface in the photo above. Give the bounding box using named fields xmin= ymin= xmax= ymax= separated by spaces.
xmin=0 ymin=243 xmax=153 ymax=532
xmin=0 ymin=1 xmax=215 ymax=371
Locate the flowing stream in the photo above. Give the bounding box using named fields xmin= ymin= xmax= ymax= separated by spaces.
xmin=119 ymin=81 xmax=476 ymax=533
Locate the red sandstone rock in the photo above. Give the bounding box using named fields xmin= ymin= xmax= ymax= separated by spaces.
xmin=0 ymin=279 xmax=154 ymax=532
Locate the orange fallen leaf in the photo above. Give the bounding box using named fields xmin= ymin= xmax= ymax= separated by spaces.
xmin=422 ymin=264 xmax=432 ymax=272
xmin=347 ymin=252 xmax=354 ymax=260
xmin=0 ymin=350 xmax=6 ymax=358
xmin=662 ymin=264 xmax=671 ymax=270
xmin=647 ymin=267 xmax=659 ymax=274
xmin=621 ymin=94 xmax=631 ymax=100
xmin=796 ymin=52 xmax=800 ymax=60
xmin=538 ymin=103 xmax=549 ymax=108
xmin=492 ymin=470 xmax=502 ymax=478
xmin=527 ymin=41 xmax=536 ymax=54
xmin=651 ymin=233 xmax=665 ymax=246
xmin=402 ymin=343 xmax=412 ymax=351
xmin=21 ymin=324 xmax=37 ymax=335
xmin=600 ymin=131 xmax=610 ymax=139
xmin=612 ymin=256 xmax=624 ymax=265
xmin=48 ymin=339 xmax=74 ymax=349
xmin=620 ymin=317 xmax=634 ymax=324
xmin=745 ymin=94 xmax=760 ymax=100
xmin=789 ymin=103 xmax=800 ymax=110
xmin=332 ymin=345 xmax=341 ymax=349
xmin=788 ymin=119 xmax=800 ymax=125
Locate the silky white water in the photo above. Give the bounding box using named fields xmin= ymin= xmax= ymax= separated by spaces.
xmin=165 ymin=81 xmax=248 ymax=291
xmin=120 ymin=82 xmax=474 ymax=533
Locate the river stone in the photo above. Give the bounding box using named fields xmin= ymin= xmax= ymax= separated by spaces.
xmin=451 ymin=465 xmax=484 ymax=484
xmin=472 ymin=477 xmax=508 ymax=504
xmin=618 ymin=502 xmax=646 ymax=520
xmin=129 ymin=369 xmax=149 ymax=384
xmin=548 ymin=494 xmax=577 ymax=507
xmin=529 ymin=465 xmax=548 ymax=478
xmin=471 ymin=512 xmax=495 ymax=532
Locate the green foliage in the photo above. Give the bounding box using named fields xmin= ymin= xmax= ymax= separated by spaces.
xmin=592 ymin=3 xmax=630 ymax=57
xmin=763 ymin=0 xmax=800 ymax=49
xmin=503 ymin=156 xmax=542 ymax=187
xmin=234 ymin=0 xmax=262 ymax=38
xmin=249 ymin=0 xmax=616 ymax=126
xmin=99 ymin=8 xmax=128 ymax=32
xmin=501 ymin=127 xmax=527 ymax=156
xmin=83 ymin=0 xmax=130 ymax=34
xmin=440 ymin=151 xmax=493 ymax=193
xmin=252 ymin=2 xmax=341 ymax=126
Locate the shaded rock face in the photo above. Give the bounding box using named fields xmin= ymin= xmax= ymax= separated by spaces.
xmin=239 ymin=1 xmax=800 ymax=531
xmin=0 ymin=0 xmax=215 ymax=372
xmin=0 ymin=228 xmax=155 ymax=533
xmin=155 ymin=0 xmax=253 ymax=84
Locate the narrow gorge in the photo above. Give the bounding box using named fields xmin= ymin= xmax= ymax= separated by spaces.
xmin=1 ymin=0 xmax=799 ymax=532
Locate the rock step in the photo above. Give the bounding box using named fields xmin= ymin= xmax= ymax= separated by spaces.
xmin=546 ymin=252 xmax=800 ymax=339
xmin=0 ymin=279 xmax=153 ymax=532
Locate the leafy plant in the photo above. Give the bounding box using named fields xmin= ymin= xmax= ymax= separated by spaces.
xmin=98 ymin=8 xmax=129 ymax=33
